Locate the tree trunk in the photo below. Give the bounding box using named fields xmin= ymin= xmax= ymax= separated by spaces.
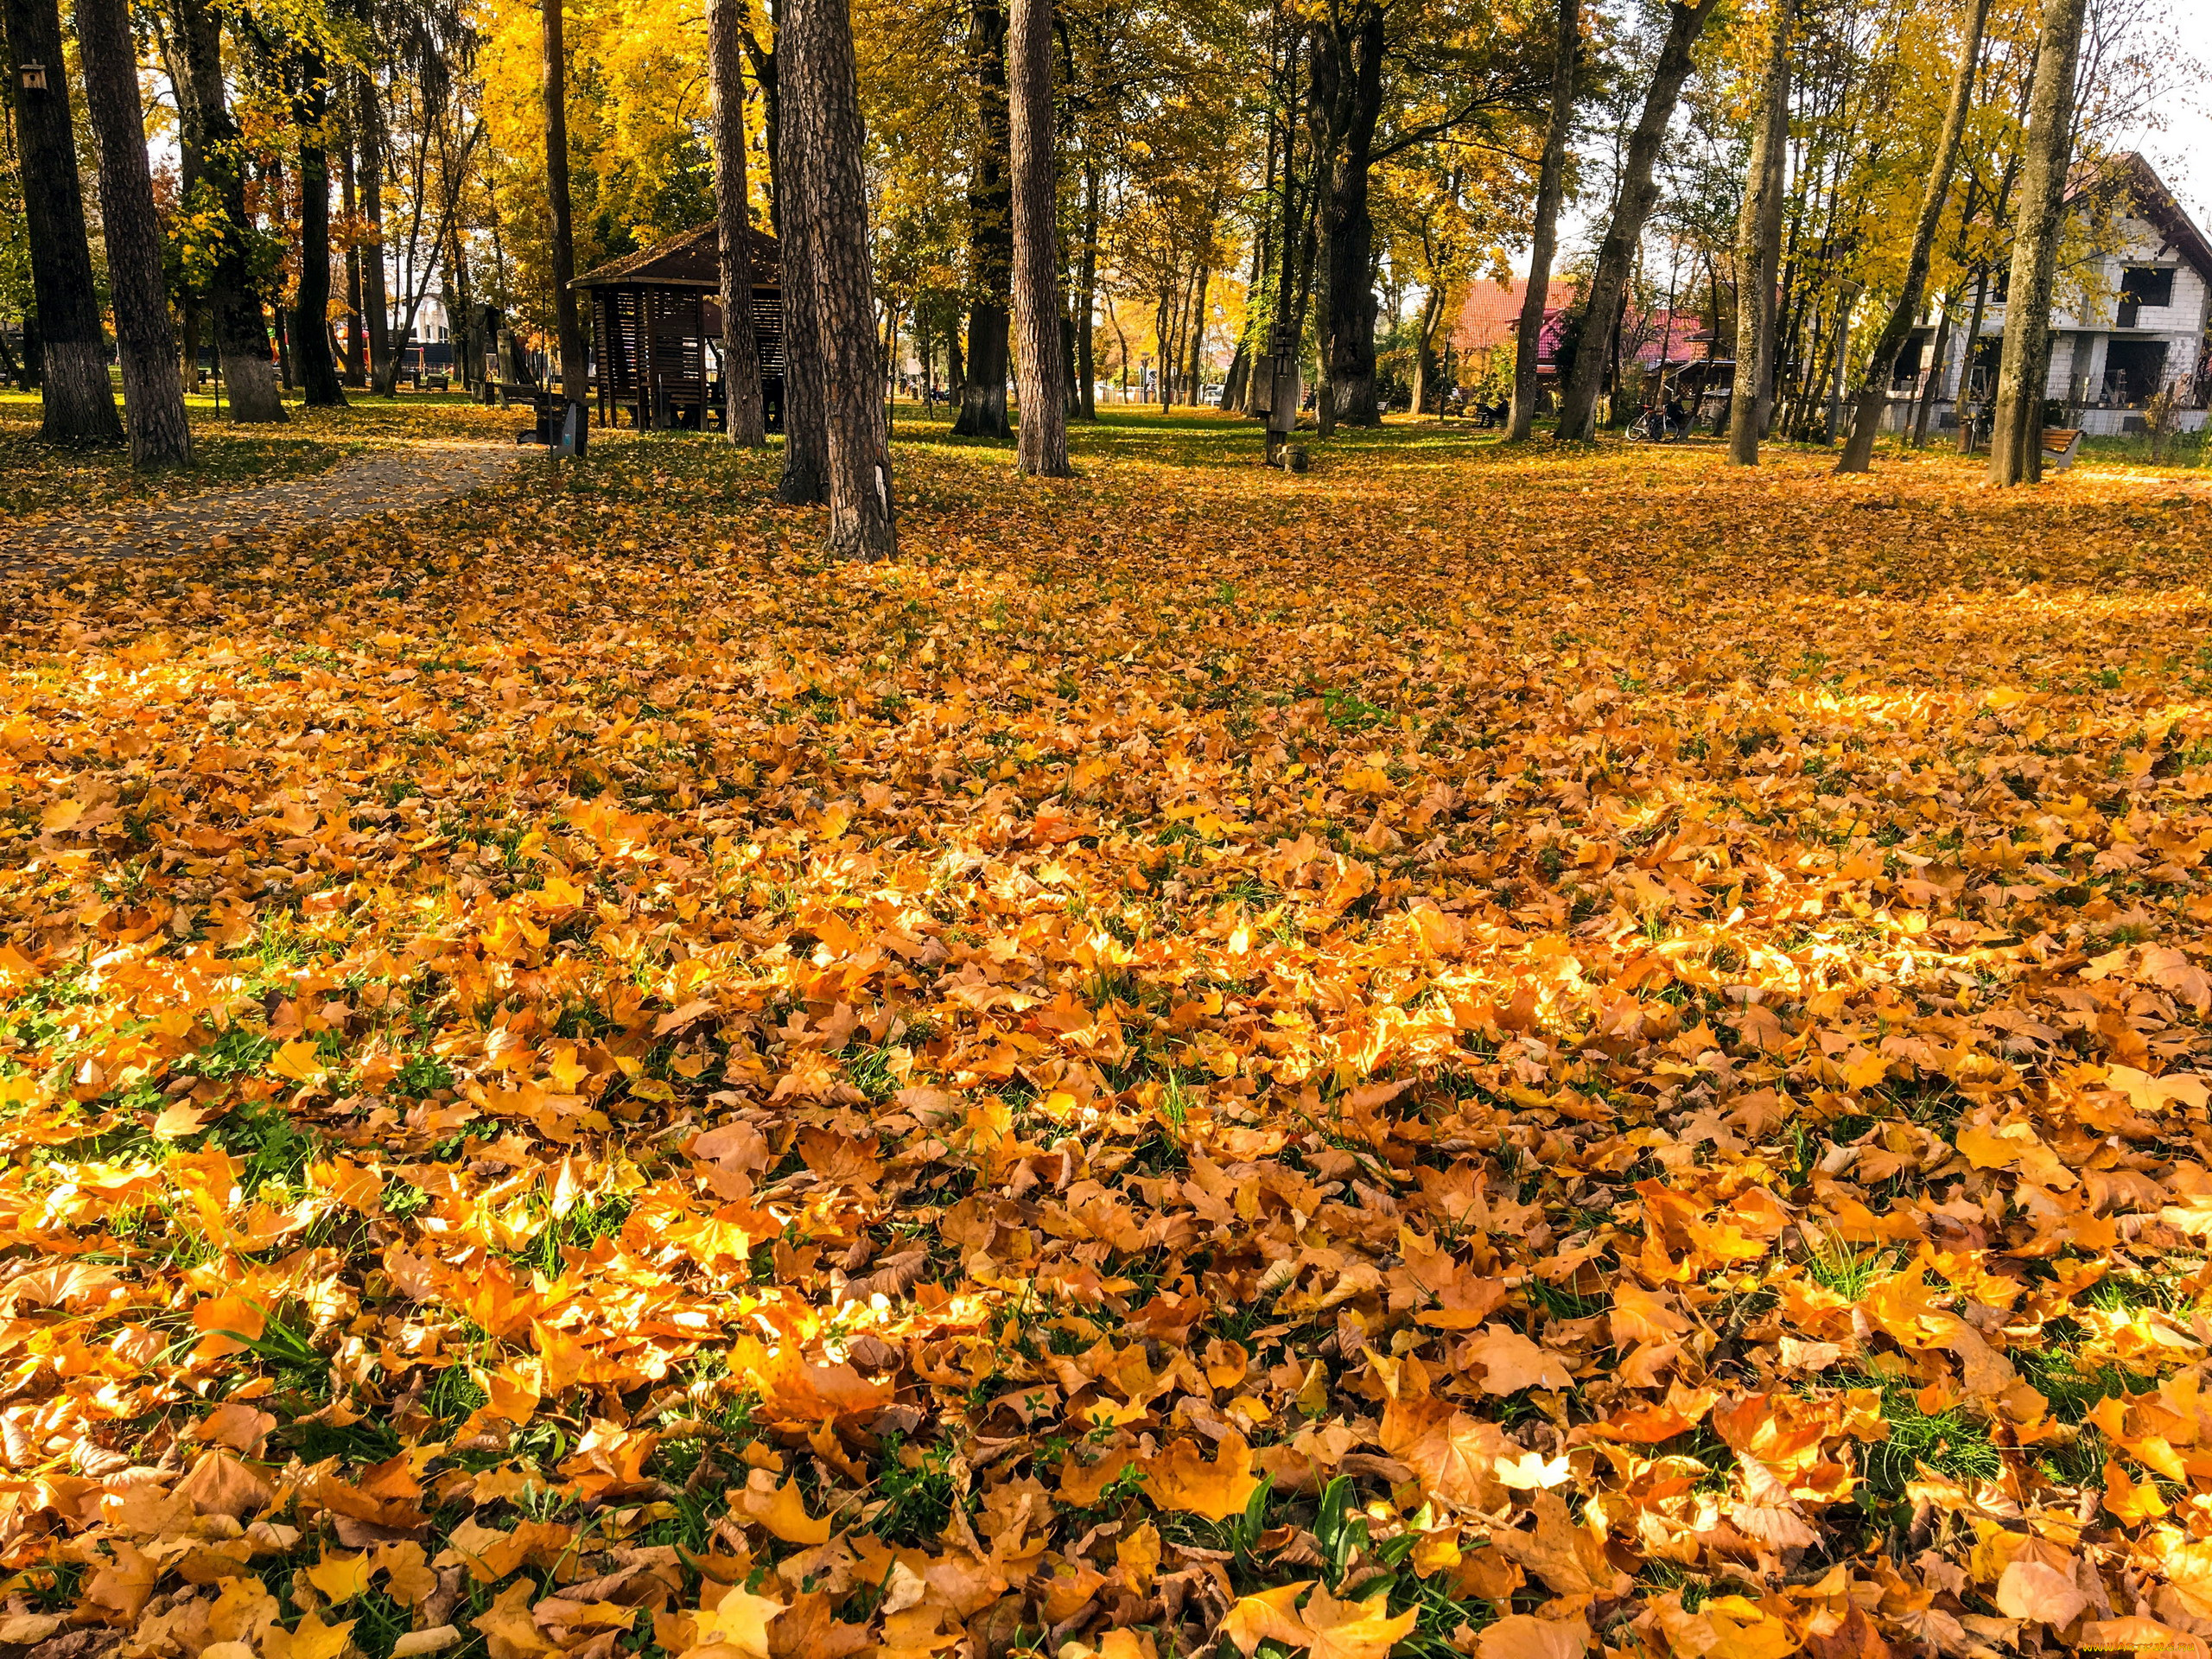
xmin=1309 ymin=0 xmax=1385 ymax=430
xmin=783 ymin=0 xmax=894 ymax=556
xmin=1408 ymin=279 xmax=1446 ymax=415
xmin=1075 ymin=156 xmax=1098 ymax=420
xmin=741 ymin=3 xmax=781 ymax=228
xmin=292 ymin=52 xmax=347 ymax=407
xmin=340 ymin=125 xmax=367 ymax=385
xmin=1007 ymin=0 xmax=1068 ymax=474
xmin=1988 ymin=0 xmax=2087 ymax=487
xmin=1837 ymin=0 xmax=1986 ymax=473
xmin=1912 ymin=293 xmax=1953 ymax=448
xmin=1726 ymin=0 xmax=1789 ymax=464
xmin=355 ymin=73 xmax=391 ymax=391
xmin=952 ymin=0 xmax=1012 ymax=437
xmin=1955 ymin=267 xmax=1989 ymax=453
xmin=709 ymin=0 xmax=767 ymax=444
xmin=1554 ymin=0 xmax=1719 ymax=441
xmin=78 ymin=0 xmax=192 ymax=462
xmin=1508 ymin=0 xmax=1576 ymax=442
xmin=774 ymin=17 xmax=828 ymax=501
xmin=172 ymin=0 xmax=285 ymax=422
xmin=5 ymin=0 xmax=124 ymax=444
xmin=543 ymin=0 xmax=588 ymax=418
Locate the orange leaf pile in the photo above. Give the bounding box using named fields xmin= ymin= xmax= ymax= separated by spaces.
xmin=3 ymin=419 xmax=2212 ymax=1656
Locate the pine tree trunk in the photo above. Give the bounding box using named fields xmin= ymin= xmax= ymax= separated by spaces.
xmin=1007 ymin=0 xmax=1069 ymax=474
xmin=1554 ymin=0 xmax=1719 ymax=441
xmin=77 ymin=0 xmax=192 ymax=463
xmin=1726 ymin=0 xmax=1789 ymax=464
xmin=783 ymin=0 xmax=894 ymax=556
xmin=775 ymin=60 xmax=829 ymax=501
xmin=293 ymin=53 xmax=348 ymax=408
xmin=1838 ymin=0 xmax=1986 ymax=474
xmin=1508 ymin=0 xmax=1576 ymax=442
xmin=953 ymin=0 xmax=1012 ymax=437
xmin=1989 ymin=0 xmax=2087 ymax=487
xmin=709 ymin=0 xmax=767 ymax=444
xmin=543 ymin=0 xmax=588 ymax=417
xmin=5 ymin=0 xmax=124 ymax=444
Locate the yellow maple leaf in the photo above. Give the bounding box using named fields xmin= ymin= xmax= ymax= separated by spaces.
xmin=1219 ymin=1581 xmax=1313 ymax=1656
xmin=269 ymin=1613 xmax=357 ymax=1659
xmin=682 ymin=1586 xmax=785 ymax=1659
xmin=270 ymin=1039 xmax=330 ymax=1084
xmin=1300 ymin=1585 xmax=1418 ymax=1659
xmin=303 ymin=1548 xmax=374 ymax=1605
xmin=1145 ymin=1430 xmax=1262 ymax=1521
xmin=736 ymin=1471 xmax=830 ymax=1544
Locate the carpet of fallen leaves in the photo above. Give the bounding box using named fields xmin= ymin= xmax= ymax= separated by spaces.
xmin=4 ymin=410 xmax=2212 ymax=1659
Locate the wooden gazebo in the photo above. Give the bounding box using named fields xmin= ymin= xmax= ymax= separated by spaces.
xmin=574 ymin=224 xmax=784 ymax=430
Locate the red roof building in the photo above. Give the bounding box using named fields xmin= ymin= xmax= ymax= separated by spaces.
xmin=1452 ymin=280 xmax=1708 ymax=380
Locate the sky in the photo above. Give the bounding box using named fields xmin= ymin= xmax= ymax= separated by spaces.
xmin=2126 ymin=10 xmax=2212 ymax=231
xmin=1523 ymin=9 xmax=2212 ymax=282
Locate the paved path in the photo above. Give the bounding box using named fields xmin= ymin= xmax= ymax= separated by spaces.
xmin=0 ymin=441 xmax=525 ymax=575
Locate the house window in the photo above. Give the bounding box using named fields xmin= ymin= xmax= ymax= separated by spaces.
xmin=2101 ymin=338 xmax=2170 ymax=407
xmin=2121 ymin=266 xmax=2176 ymax=309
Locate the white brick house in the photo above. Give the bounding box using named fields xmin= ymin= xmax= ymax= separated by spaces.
xmin=1895 ymin=154 xmax=2212 ymax=437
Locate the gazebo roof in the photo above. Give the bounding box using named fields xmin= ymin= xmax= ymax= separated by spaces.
xmin=574 ymin=223 xmax=782 ymax=291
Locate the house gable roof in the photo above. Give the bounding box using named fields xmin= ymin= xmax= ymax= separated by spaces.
xmin=2080 ymin=153 xmax=2212 ymax=282
xmin=574 ymin=223 xmax=783 ymax=290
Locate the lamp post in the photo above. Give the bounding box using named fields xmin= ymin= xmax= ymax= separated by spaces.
xmin=1825 ymin=278 xmax=1863 ymax=442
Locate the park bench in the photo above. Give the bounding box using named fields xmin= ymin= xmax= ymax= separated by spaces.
xmin=2042 ymin=427 xmax=2083 ymax=472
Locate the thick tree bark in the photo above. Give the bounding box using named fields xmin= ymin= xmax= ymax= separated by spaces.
xmin=542 ymin=0 xmax=588 ymax=417
xmin=1989 ymin=0 xmax=2088 ymax=487
xmin=292 ymin=54 xmax=347 ymax=407
xmin=709 ymin=0 xmax=767 ymax=444
xmin=1837 ymin=0 xmax=1986 ymax=473
xmin=783 ymin=0 xmax=894 ymax=556
xmin=774 ymin=71 xmax=829 ymax=500
xmin=6 ymin=0 xmax=124 ymax=444
xmin=357 ymin=73 xmax=391 ymax=391
xmin=1507 ymin=0 xmax=1576 ymax=442
xmin=1726 ymin=0 xmax=1789 ymax=464
xmin=78 ymin=0 xmax=193 ymax=462
xmin=1007 ymin=0 xmax=1069 ymax=474
xmin=172 ymin=0 xmax=286 ymax=421
xmin=1308 ymin=0 xmax=1385 ymax=431
xmin=1554 ymin=0 xmax=1719 ymax=442
xmin=953 ymin=0 xmax=1012 ymax=437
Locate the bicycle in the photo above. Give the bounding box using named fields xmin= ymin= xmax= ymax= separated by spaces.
xmin=1628 ymin=404 xmax=1688 ymax=443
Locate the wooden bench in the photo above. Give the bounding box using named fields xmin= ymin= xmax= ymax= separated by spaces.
xmin=2043 ymin=427 xmax=2083 ymax=472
